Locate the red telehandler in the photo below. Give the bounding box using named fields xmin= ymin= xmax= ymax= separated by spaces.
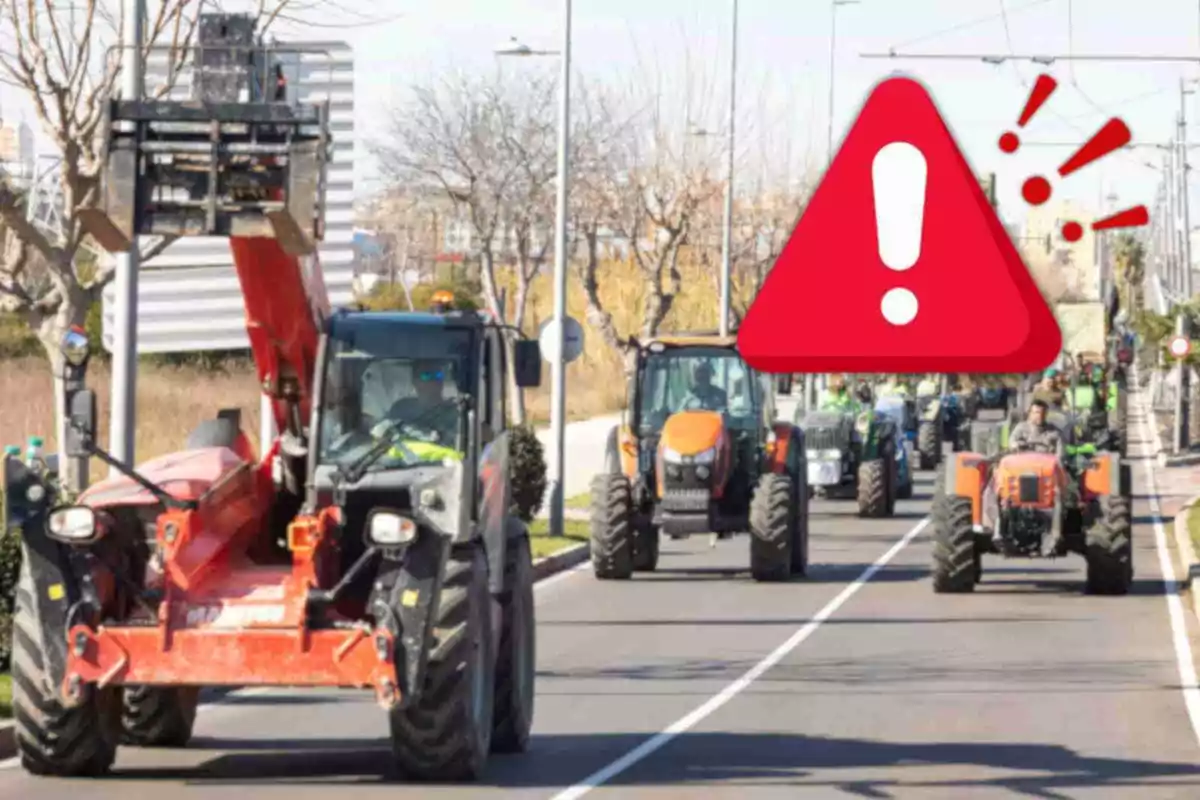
xmin=3 ymin=13 xmax=542 ymax=780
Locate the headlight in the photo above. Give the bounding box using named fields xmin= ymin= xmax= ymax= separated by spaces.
xmin=46 ymin=506 xmax=100 ymax=544
xmin=692 ymin=447 xmax=716 ymax=465
xmin=662 ymin=447 xmax=683 ymax=463
xmin=366 ymin=510 xmax=417 ymax=547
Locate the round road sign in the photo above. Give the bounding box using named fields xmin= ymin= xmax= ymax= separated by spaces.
xmin=538 ymin=316 xmax=585 ymax=364
xmin=1170 ymin=335 xmax=1191 ymax=359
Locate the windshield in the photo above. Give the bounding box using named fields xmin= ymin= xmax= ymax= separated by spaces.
xmin=637 ymin=347 xmax=756 ymax=432
xmin=317 ymin=323 xmax=474 ymax=471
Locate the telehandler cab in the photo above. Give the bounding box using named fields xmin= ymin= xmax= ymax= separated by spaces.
xmin=589 ymin=335 xmax=810 ymax=582
xmin=5 ymin=13 xmax=541 ymax=781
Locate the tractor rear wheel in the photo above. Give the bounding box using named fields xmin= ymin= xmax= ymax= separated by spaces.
xmin=632 ymin=523 xmax=660 ymax=572
xmin=590 ymin=474 xmax=635 ymax=579
xmin=389 ymin=544 xmax=495 ymax=780
xmin=11 ymin=554 xmax=120 ymax=776
xmin=1085 ymin=495 xmax=1133 ymax=595
xmin=749 ymin=474 xmax=794 ymax=582
xmin=931 ymin=464 xmax=978 ymax=593
xmin=857 ymin=459 xmax=888 ymax=518
xmin=491 ymin=525 xmax=535 ymax=754
xmin=120 ymin=686 xmax=199 ymax=747
xmin=917 ymin=421 xmax=940 ymax=469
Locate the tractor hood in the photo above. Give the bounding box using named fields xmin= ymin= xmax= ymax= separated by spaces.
xmin=659 ymin=410 xmax=725 ymax=460
xmin=80 ymin=447 xmax=249 ymax=509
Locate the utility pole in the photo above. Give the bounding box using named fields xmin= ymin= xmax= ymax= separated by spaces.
xmin=109 ymin=0 xmax=145 ymax=473
xmin=718 ymin=0 xmax=737 ymax=338
xmin=1175 ymin=79 xmax=1195 ymax=452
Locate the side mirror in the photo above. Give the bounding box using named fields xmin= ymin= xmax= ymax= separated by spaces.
xmin=65 ymin=388 xmax=97 ymax=458
xmin=513 ymin=340 xmax=543 ymax=388
xmin=60 ymin=325 xmax=90 ymax=370
xmin=775 ymin=374 xmax=793 ymax=395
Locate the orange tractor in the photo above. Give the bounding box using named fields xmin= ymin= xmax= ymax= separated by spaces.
xmin=4 ymin=14 xmax=542 ymax=780
xmin=930 ymin=421 xmax=1132 ymax=595
xmin=589 ymin=335 xmax=810 ymax=582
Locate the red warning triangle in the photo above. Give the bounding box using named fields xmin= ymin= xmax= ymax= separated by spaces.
xmin=737 ymin=74 xmax=1061 ymax=373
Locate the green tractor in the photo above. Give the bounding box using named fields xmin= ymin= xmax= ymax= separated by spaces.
xmin=798 ymin=403 xmax=900 ymax=518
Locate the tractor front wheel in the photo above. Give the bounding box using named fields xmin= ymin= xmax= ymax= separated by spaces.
xmin=389 ymin=544 xmax=495 ymax=780
xmin=749 ymin=474 xmax=794 ymax=582
xmin=632 ymin=523 xmax=660 ymax=572
xmin=491 ymin=525 xmax=535 ymax=754
xmin=12 ymin=555 xmax=120 ymax=776
xmin=931 ymin=464 xmax=978 ymax=593
xmin=857 ymin=459 xmax=889 ymax=518
xmin=917 ymin=421 xmax=940 ymax=469
xmin=120 ymin=686 xmax=199 ymax=747
xmin=590 ymin=474 xmax=635 ymax=579
xmin=1085 ymin=495 xmax=1133 ymax=595
xmin=790 ymin=478 xmax=810 ymax=576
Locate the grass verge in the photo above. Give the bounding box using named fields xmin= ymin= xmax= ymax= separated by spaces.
xmin=565 ymin=492 xmax=591 ymax=510
xmin=527 ymin=518 xmax=589 ymax=559
xmin=1188 ymin=499 xmax=1200 ymax=555
xmin=0 ymin=672 xmax=10 ymax=719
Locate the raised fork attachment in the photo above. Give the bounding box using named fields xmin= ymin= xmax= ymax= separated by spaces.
xmin=79 ymin=97 xmax=330 ymax=257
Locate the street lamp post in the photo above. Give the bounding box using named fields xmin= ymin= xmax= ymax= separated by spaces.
xmin=718 ymin=0 xmax=738 ymax=339
xmin=496 ymin=4 xmax=572 ymax=537
xmin=827 ymin=0 xmax=859 ymax=167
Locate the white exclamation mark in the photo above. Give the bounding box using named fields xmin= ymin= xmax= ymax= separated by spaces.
xmin=871 ymin=141 xmax=927 ymax=326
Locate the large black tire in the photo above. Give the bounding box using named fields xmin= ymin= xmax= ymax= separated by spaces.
xmin=1085 ymin=495 xmax=1133 ymax=595
xmin=389 ymin=544 xmax=495 ymax=781
xmin=11 ymin=552 xmax=120 ymax=775
xmin=491 ymin=528 xmax=535 ymax=754
xmin=632 ymin=523 xmax=659 ymax=572
xmin=120 ymin=686 xmax=199 ymax=747
xmin=857 ymin=459 xmax=889 ymax=518
xmin=917 ymin=421 xmax=940 ymax=469
xmin=790 ymin=478 xmax=810 ymax=576
xmin=931 ymin=464 xmax=978 ymax=593
xmin=749 ymin=474 xmax=794 ymax=582
xmin=590 ymin=474 xmax=635 ymax=580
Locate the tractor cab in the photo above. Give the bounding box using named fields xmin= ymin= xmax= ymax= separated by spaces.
xmin=629 ymin=337 xmax=772 ymax=520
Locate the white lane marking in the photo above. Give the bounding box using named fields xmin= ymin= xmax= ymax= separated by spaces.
xmin=1132 ymin=373 xmax=1200 ymax=746
xmin=549 ymin=516 xmax=931 ymax=800
xmin=0 ymin=553 xmax=590 ymax=771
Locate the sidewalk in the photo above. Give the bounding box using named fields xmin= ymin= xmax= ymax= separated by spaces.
xmin=533 ymin=412 xmax=621 ymax=517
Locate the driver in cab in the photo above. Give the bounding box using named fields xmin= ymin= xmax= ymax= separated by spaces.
xmin=1010 ymin=398 xmax=1061 ymax=452
xmin=685 ymin=362 xmax=728 ymax=411
xmin=377 ymin=360 xmax=463 ymax=461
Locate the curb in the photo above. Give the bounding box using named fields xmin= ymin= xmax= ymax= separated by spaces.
xmin=532 ymin=542 xmax=590 ymax=582
xmin=0 ymin=541 xmax=591 ymax=763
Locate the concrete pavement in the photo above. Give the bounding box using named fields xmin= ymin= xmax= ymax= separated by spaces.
xmin=6 ymin=388 xmax=1200 ymax=796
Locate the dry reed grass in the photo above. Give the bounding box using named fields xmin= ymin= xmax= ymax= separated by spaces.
xmin=0 ymin=357 xmax=263 ymax=463
xmin=0 ymin=258 xmax=721 ymax=457
xmin=521 ymin=258 xmax=722 ymax=423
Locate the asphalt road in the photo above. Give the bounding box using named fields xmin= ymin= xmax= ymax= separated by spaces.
xmin=5 ymin=390 xmax=1200 ymax=797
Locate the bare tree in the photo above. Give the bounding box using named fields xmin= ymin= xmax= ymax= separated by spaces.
xmin=568 ymin=76 xmax=723 ymax=369
xmin=0 ymin=0 xmax=318 ymax=472
xmin=377 ymin=70 xmax=558 ymax=423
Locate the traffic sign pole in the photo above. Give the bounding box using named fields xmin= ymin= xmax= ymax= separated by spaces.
xmin=1175 ymin=319 xmax=1192 ymax=453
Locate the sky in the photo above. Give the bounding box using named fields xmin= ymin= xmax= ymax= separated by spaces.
xmin=6 ymin=0 xmax=1200 ymax=230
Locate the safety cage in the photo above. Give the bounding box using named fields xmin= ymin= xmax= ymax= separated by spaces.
xmin=80 ymin=13 xmax=334 ymax=256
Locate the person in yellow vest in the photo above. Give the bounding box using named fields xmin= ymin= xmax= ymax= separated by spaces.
xmin=820 ymin=374 xmax=856 ymax=413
